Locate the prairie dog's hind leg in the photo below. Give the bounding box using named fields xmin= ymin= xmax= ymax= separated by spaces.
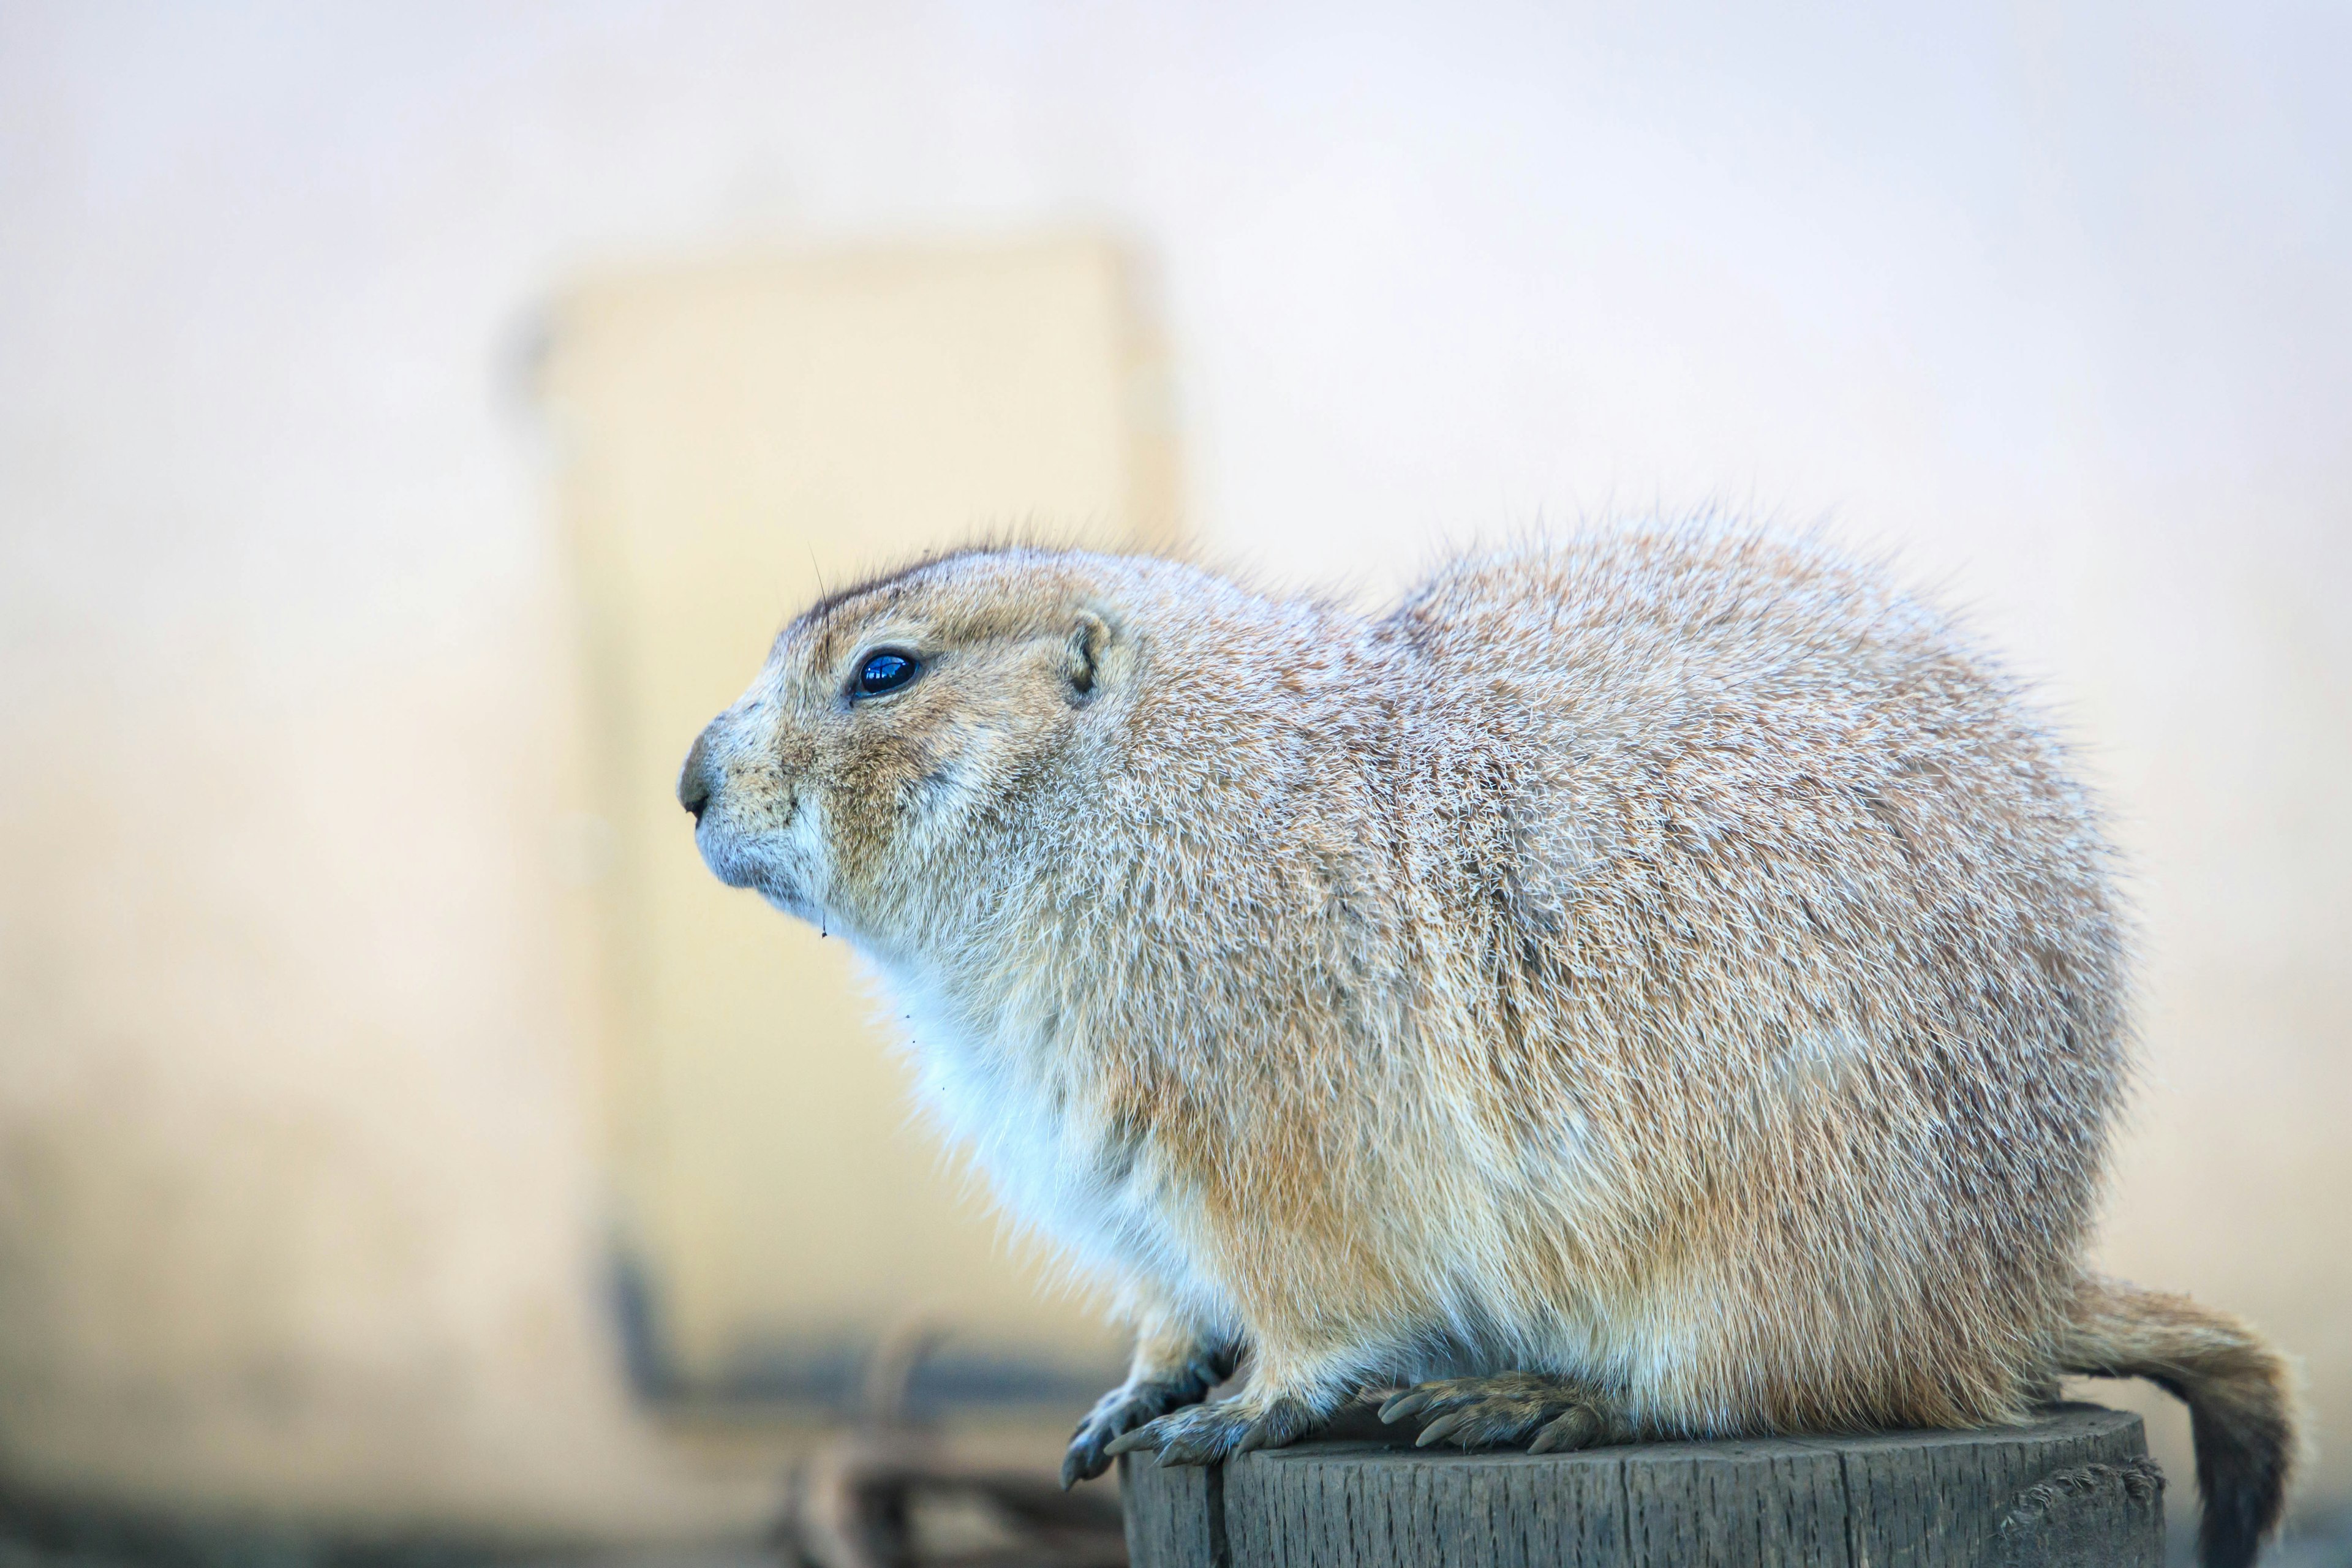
xmin=1379 ymin=1372 xmax=1632 ymax=1453
xmin=1061 ymin=1318 xmax=1240 ymax=1487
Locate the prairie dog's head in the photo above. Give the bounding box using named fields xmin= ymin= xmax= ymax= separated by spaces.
xmin=678 ymin=549 xmax=1134 ymax=946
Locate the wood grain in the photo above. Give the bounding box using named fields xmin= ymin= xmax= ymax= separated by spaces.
xmin=1120 ymin=1403 xmax=2162 ymax=1567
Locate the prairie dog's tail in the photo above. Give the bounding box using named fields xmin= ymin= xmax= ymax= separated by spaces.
xmin=2056 ymin=1275 xmax=2298 ymax=1568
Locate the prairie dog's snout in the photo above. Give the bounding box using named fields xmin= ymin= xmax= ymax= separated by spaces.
xmin=677 ymin=727 xmax=718 ymax=822
xmin=676 ymin=690 xmax=815 ymax=907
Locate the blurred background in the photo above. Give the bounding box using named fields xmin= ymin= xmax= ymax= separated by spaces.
xmin=2 ymin=2 xmax=2346 ymax=1564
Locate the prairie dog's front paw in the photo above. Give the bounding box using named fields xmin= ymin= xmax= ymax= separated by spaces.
xmin=1061 ymin=1347 xmax=1235 ymax=1487
xmin=1063 ymin=1383 xmax=1183 ymax=1487
xmin=1104 ymin=1394 xmax=1320 ymax=1467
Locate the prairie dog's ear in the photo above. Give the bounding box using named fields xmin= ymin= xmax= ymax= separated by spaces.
xmin=1065 ymin=608 xmax=1113 ymax=700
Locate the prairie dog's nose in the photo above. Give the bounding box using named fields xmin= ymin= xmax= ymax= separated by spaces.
xmin=679 ymin=727 xmax=719 ymax=821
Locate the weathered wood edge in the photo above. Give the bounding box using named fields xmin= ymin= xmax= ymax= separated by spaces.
xmin=1121 ymin=1402 xmax=2162 ymax=1567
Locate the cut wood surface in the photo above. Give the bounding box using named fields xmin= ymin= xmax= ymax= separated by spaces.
xmin=1121 ymin=1402 xmax=2160 ymax=1568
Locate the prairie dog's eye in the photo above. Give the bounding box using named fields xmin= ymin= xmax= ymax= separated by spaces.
xmin=853 ymin=650 xmax=922 ymax=698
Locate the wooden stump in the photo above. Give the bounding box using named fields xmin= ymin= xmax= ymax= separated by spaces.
xmin=1121 ymin=1402 xmax=2162 ymax=1568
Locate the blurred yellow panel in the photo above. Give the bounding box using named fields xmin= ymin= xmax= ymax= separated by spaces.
xmin=537 ymin=238 xmax=1175 ymax=1394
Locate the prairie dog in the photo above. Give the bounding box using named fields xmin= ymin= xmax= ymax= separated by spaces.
xmin=679 ymin=527 xmax=2295 ymax=1567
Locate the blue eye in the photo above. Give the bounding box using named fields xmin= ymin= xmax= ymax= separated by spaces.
xmin=853 ymin=650 xmax=921 ymax=697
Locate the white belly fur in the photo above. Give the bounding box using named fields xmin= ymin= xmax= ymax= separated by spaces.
xmin=869 ymin=956 xmax=1231 ymax=1330
xmin=858 ymin=959 xmax=1668 ymax=1404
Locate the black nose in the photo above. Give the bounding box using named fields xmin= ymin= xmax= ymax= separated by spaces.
xmin=679 ymin=729 xmax=717 ymax=821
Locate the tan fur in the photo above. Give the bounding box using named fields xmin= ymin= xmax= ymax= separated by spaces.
xmin=2058 ymin=1276 xmax=2298 ymax=1567
xmin=680 ymin=524 xmax=2294 ymax=1562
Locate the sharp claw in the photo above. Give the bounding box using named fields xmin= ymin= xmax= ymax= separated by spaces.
xmin=1379 ymin=1389 xmax=1429 ymax=1423
xmin=1415 ymin=1410 xmax=1472 ymax=1448
xmin=1104 ymin=1427 xmax=1157 ymax=1458
xmin=1234 ymin=1415 xmax=1288 ymax=1455
xmin=1060 ymin=1442 xmax=1102 ymax=1487
xmin=1528 ymin=1406 xmax=1600 ymax=1454
xmin=1155 ymin=1431 xmax=1216 ymax=1466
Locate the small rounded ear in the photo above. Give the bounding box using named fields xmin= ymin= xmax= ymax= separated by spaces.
xmin=1065 ymin=609 xmax=1112 ymax=700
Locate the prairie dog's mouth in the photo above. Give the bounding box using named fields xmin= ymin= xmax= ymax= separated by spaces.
xmin=694 ymin=817 xmax=778 ymax=892
xmin=696 ymin=816 xmax=829 ymax=929
xmin=756 ymin=880 xmax=823 ymax=924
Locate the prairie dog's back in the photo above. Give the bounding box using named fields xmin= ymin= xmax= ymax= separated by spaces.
xmin=1386 ymin=529 xmax=1972 ymax=759
xmin=1361 ymin=529 xmax=2127 ymax=1422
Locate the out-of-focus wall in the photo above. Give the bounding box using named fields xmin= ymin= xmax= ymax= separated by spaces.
xmin=1 ymin=0 xmax=2345 ymax=1533
xmin=541 ymin=240 xmax=1174 ymax=1388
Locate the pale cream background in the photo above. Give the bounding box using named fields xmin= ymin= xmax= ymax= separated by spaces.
xmin=1 ymin=0 xmax=2345 ymax=1538
xmin=542 ymin=241 xmax=1171 ymax=1381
